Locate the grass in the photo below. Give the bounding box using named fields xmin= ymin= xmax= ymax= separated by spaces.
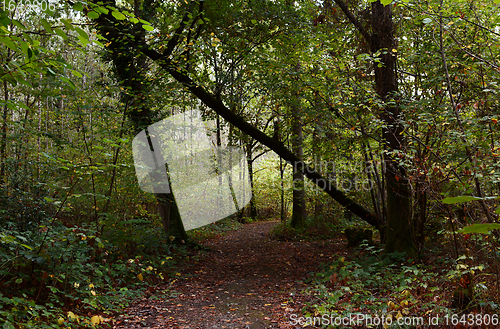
xmin=188 ymin=216 xmax=243 ymax=244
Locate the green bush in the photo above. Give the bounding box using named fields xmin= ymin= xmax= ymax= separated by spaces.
xmin=0 ymin=214 xmax=180 ymax=328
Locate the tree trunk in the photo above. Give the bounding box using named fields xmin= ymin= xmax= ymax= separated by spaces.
xmin=157 ymin=192 xmax=189 ymax=243
xmin=94 ymin=8 xmax=188 ymax=243
xmin=370 ymin=2 xmax=414 ymax=256
xmin=290 ymin=101 xmax=306 ymax=228
xmin=246 ymin=145 xmax=258 ymax=219
xmin=280 ymin=156 xmax=287 ymax=222
xmin=0 ymin=80 xmax=9 ymax=181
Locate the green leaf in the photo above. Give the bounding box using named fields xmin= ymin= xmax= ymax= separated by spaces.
xmin=93 ymin=39 xmax=104 ymax=48
xmin=442 ymin=196 xmax=499 ymax=204
xmin=442 ymin=196 xmax=483 ymax=204
xmin=54 ymin=28 xmax=68 ymax=40
xmin=142 ymin=24 xmax=154 ymax=31
xmin=95 ymin=6 xmax=109 ymax=14
xmin=3 ymin=320 xmax=15 ymax=329
xmin=75 ymin=27 xmax=89 ymax=40
xmin=422 ymin=18 xmax=432 ymax=24
xmin=73 ymin=2 xmax=84 ymax=11
xmin=15 ymin=278 xmax=23 ymax=284
xmin=40 ymin=19 xmax=53 ymax=34
xmin=60 ymin=76 xmax=76 ymax=89
xmin=77 ymin=35 xmax=89 ymax=47
xmin=0 ymin=13 xmax=10 ymax=28
xmin=380 ymin=0 xmax=392 ymax=5
xmin=495 ymin=206 xmax=500 ymax=214
xmin=87 ymin=11 xmax=100 ymax=19
xmin=130 ymin=17 xmax=139 ymax=24
xmin=112 ymin=11 xmax=126 ymax=20
xmin=459 ymin=223 xmax=500 ymax=234
xmin=71 ymin=70 xmax=82 ymax=78
xmin=60 ymin=19 xmax=73 ymax=31
xmin=12 ymin=19 xmax=25 ymax=30
xmin=0 ymin=36 xmax=16 ymax=51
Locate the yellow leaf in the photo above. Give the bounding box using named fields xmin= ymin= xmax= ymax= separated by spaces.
xmin=400 ymin=289 xmax=411 ymax=298
xmin=89 ymin=283 xmax=94 ymax=288
xmin=58 ymin=317 xmax=65 ymax=325
xmin=91 ymin=315 xmax=100 ymax=325
xmin=396 ymin=311 xmax=403 ymax=320
xmin=67 ymin=311 xmax=77 ymax=319
xmin=137 ymin=273 xmax=144 ymax=281
xmin=91 ymin=290 xmax=96 ymax=296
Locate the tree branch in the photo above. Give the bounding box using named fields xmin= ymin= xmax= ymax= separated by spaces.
xmin=163 ymin=0 xmax=199 ymax=58
xmin=332 ymin=0 xmax=371 ymax=46
xmin=138 ymin=45 xmax=380 ymax=228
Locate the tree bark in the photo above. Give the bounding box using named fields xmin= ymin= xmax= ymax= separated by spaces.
xmin=290 ymin=101 xmax=306 ymax=228
xmin=245 ymin=145 xmax=258 ymax=219
xmin=94 ymin=6 xmax=188 ymax=242
xmin=370 ymin=2 xmax=414 ymax=255
xmin=0 ymin=80 xmax=8 ymax=182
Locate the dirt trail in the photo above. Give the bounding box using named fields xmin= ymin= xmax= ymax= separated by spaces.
xmin=112 ymin=221 xmax=346 ymax=329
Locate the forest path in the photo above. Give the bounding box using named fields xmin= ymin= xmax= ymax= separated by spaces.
xmin=112 ymin=220 xmax=346 ymax=329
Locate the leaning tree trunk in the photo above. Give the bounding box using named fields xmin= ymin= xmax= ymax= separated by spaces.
xmin=95 ymin=0 xmax=382 ymax=231
xmin=370 ymin=2 xmax=414 ymax=256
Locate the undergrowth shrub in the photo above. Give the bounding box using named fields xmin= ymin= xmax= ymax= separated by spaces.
xmin=188 ymin=216 xmax=243 ymax=243
xmin=0 ymin=213 xmax=182 ymax=328
xmin=270 ymin=215 xmax=342 ymax=241
xmin=306 ymin=242 xmax=499 ymax=328
xmin=0 ymin=159 xmax=55 ymax=231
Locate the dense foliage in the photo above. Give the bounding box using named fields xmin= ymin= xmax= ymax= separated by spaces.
xmin=0 ymin=0 xmax=499 ymax=326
